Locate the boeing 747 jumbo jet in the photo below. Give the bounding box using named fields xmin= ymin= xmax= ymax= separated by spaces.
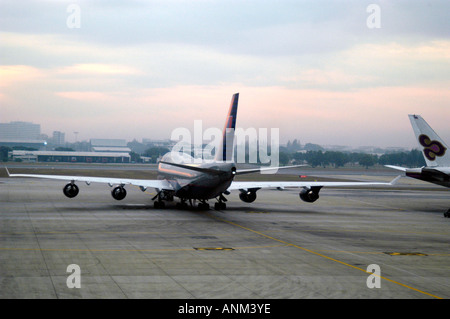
xmin=6 ymin=93 xmax=398 ymax=210
xmin=385 ymin=114 xmax=450 ymax=217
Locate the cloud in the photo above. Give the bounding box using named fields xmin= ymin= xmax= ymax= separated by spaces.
xmin=0 ymin=65 xmax=46 ymax=87
xmin=56 ymin=63 xmax=142 ymax=76
xmin=1 ymin=1 xmax=449 ymax=147
xmin=55 ymin=91 xmax=112 ymax=101
xmin=2 ymin=1 xmax=449 ymax=55
xmin=279 ymin=40 xmax=450 ymax=90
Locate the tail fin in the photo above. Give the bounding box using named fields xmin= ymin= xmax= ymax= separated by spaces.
xmin=214 ymin=93 xmax=239 ymax=162
xmin=409 ymin=114 xmax=450 ymax=167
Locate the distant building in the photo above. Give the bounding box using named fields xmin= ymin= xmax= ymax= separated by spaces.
xmin=0 ymin=121 xmax=47 ymax=149
xmin=10 ymin=150 xmax=130 ymax=163
xmin=52 ymin=131 xmax=65 ymax=145
xmin=0 ymin=121 xmax=40 ymax=140
xmin=142 ymin=138 xmax=173 ymax=147
xmin=90 ymin=138 xmax=131 ymax=153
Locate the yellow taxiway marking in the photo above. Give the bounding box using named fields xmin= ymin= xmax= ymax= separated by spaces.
xmin=210 ymin=214 xmax=443 ymax=300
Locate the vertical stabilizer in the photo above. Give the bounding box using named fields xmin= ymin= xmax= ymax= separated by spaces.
xmin=409 ymin=114 xmax=450 ymax=167
xmin=215 ymin=93 xmax=239 ymax=162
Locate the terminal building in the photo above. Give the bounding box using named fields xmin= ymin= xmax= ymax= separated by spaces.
xmin=10 ymin=150 xmax=130 ymax=163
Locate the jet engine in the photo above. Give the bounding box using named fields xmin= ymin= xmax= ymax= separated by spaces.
xmin=111 ymin=186 xmax=127 ymax=200
xmin=239 ymin=190 xmax=257 ymax=203
xmin=63 ymin=183 xmax=79 ymax=198
xmin=299 ymin=186 xmax=322 ymax=203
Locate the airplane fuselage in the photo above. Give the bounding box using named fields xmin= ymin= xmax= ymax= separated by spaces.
xmin=157 ymin=152 xmax=236 ymax=200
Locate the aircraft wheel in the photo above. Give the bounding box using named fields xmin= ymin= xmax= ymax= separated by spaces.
xmin=444 ymin=209 xmax=450 ymax=218
xmin=176 ymin=202 xmax=188 ymax=209
xmin=214 ymin=202 xmax=226 ymax=210
xmin=154 ymin=201 xmax=165 ymax=209
xmin=198 ymin=202 xmax=210 ymax=210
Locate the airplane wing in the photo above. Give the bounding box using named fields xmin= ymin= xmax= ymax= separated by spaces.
xmin=384 ymin=165 xmax=407 ymax=172
xmin=5 ymin=167 xmax=174 ymax=190
xmin=228 ymin=176 xmax=401 ymax=191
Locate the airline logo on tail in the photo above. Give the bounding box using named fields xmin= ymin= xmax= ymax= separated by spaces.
xmin=418 ymin=134 xmax=447 ymax=161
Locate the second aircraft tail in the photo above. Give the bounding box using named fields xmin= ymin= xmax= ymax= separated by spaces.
xmin=409 ymin=114 xmax=450 ymax=167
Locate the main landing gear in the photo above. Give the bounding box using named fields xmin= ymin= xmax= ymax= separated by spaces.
xmin=152 ymin=190 xmax=173 ymax=209
xmin=198 ymin=200 xmax=210 ymax=210
xmin=214 ymin=202 xmax=226 ymax=210
xmin=154 ymin=200 xmax=165 ymax=209
xmin=154 ymin=194 xmax=228 ymax=211
xmin=214 ymin=193 xmax=227 ymax=210
xmin=177 ymin=199 xmax=210 ymax=210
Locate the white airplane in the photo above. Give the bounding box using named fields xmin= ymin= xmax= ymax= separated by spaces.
xmin=6 ymin=93 xmax=398 ymax=210
xmin=385 ymin=114 xmax=450 ymax=217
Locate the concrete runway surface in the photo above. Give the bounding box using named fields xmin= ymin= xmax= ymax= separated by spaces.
xmin=0 ymin=167 xmax=449 ymax=299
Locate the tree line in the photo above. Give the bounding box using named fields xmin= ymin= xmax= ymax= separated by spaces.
xmin=287 ymin=149 xmax=425 ymax=168
xmin=1 ymin=144 xmax=426 ymax=169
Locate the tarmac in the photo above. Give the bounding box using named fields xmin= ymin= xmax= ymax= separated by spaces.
xmin=0 ymin=165 xmax=449 ymax=299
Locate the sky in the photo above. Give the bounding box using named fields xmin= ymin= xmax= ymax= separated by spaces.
xmin=1 ymin=0 xmax=449 ymax=148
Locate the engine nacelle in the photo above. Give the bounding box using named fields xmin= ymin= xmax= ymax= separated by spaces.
xmin=63 ymin=183 xmax=79 ymax=198
xmin=239 ymin=190 xmax=257 ymax=203
xmin=111 ymin=186 xmax=127 ymax=200
xmin=299 ymin=187 xmax=321 ymax=203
